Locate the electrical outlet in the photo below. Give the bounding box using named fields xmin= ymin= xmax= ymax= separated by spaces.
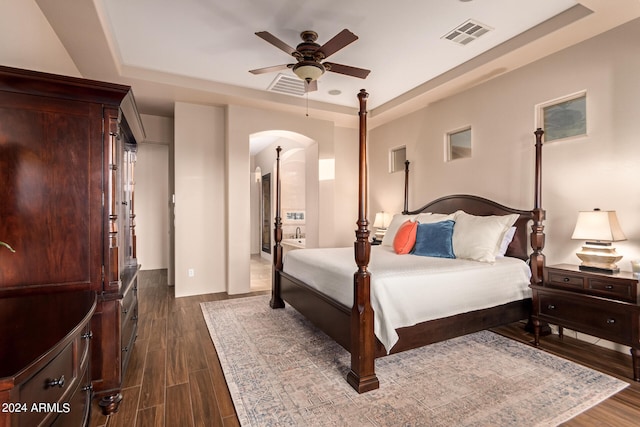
xmin=188 ymin=268 xmax=195 ymax=277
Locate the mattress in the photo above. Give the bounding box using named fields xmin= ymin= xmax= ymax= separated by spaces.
xmin=283 ymin=245 xmax=532 ymax=352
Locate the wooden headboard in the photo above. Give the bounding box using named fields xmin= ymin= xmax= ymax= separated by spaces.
xmin=399 ymin=127 xmax=545 ymax=265
xmin=405 ymin=194 xmax=534 ymax=261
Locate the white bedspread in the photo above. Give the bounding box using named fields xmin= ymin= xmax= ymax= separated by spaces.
xmin=283 ymin=246 xmax=532 ymax=353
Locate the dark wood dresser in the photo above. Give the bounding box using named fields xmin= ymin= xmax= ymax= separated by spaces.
xmin=0 ymin=291 xmax=96 ymax=426
xmin=0 ymin=66 xmax=144 ymax=415
xmin=531 ymin=263 xmax=640 ymax=381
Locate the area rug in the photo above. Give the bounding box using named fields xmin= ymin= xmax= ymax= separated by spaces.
xmin=201 ymin=296 xmax=628 ymax=426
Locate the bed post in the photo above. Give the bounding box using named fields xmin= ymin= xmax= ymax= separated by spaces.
xmin=402 ymin=160 xmax=410 ymax=214
xmin=530 ymin=128 xmax=546 ymax=286
xmin=346 ymin=89 xmax=380 ymax=394
xmin=270 ymin=146 xmax=285 ymax=309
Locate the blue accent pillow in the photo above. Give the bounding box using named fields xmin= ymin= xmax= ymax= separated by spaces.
xmin=412 ymin=220 xmax=456 ymax=258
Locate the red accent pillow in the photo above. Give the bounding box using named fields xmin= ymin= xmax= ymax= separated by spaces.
xmin=393 ymin=220 xmax=418 ymax=254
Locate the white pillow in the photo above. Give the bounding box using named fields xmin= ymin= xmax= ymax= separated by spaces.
xmin=496 ymin=226 xmax=517 ymax=258
xmin=452 ymin=211 xmax=519 ymax=263
xmin=417 ymin=212 xmax=455 ymax=224
xmin=382 ymin=214 xmax=417 ymax=246
xmin=414 ymin=212 xmax=432 ymax=223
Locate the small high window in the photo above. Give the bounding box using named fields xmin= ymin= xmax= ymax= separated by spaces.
xmin=537 ymin=91 xmax=587 ymax=143
xmin=389 ymin=146 xmax=406 ymax=173
xmin=446 ymin=127 xmax=472 ymax=161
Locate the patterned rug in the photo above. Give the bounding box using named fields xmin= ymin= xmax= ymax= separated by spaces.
xmin=201 ymin=295 xmax=628 ymax=426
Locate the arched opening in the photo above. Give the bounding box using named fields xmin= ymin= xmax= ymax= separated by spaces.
xmin=249 ymin=130 xmax=317 ymax=290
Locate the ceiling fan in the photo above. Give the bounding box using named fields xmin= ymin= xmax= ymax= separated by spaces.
xmin=249 ymin=29 xmax=371 ymax=92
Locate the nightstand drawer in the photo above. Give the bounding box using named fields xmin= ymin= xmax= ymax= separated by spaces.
xmin=544 ymin=264 xmax=640 ymax=303
xmin=588 ymin=278 xmax=634 ymax=301
xmin=546 ymin=271 xmax=584 ymax=290
xmin=538 ymin=293 xmax=632 ymax=344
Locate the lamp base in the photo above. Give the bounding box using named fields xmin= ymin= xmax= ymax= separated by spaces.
xmin=576 ymin=241 xmax=622 ymax=275
xmin=578 ymin=265 xmax=620 ymax=274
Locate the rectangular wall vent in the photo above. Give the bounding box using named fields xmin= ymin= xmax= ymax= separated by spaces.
xmin=442 ymin=19 xmax=492 ymax=45
xmin=267 ymin=74 xmax=306 ymax=96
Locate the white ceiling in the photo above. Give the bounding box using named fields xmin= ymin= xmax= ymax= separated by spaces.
xmin=36 ymin=0 xmax=640 ymax=127
xmin=99 ymin=0 xmax=576 ymax=110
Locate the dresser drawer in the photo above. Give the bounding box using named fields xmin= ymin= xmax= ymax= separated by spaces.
xmin=50 ymin=356 xmax=91 ymax=427
xmin=18 ymin=341 xmax=75 ymax=427
xmin=538 ymin=293 xmax=632 ymax=344
xmin=78 ymin=324 xmax=92 ymax=366
xmin=546 ymin=271 xmax=584 ymax=290
xmin=121 ymin=283 xmax=137 ymax=317
xmin=121 ymin=302 xmax=138 ymax=353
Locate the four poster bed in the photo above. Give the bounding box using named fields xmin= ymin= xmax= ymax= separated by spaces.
xmin=270 ymin=89 xmax=546 ymax=393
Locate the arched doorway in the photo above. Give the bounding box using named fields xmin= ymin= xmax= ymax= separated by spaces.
xmin=249 ymin=131 xmax=317 ymax=290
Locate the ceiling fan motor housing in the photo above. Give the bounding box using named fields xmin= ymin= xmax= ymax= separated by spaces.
xmin=295 ymin=31 xmax=325 ymax=61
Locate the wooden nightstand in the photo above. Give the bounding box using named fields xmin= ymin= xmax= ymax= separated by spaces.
xmin=531 ymin=263 xmax=640 ymax=381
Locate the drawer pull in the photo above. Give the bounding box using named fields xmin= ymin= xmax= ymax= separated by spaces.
xmin=563 ymin=277 xmax=570 ymax=282
xmin=605 ymin=285 xmax=614 ymax=290
xmin=82 ymin=384 xmax=93 ymax=393
xmin=606 ymin=318 xmax=616 ymax=325
xmin=82 ymin=331 xmax=93 ymax=340
xmin=547 ymin=304 xmax=556 ymax=310
xmin=122 ymin=346 xmax=129 ymax=353
xmin=46 ymin=375 xmax=65 ymax=388
xmin=122 ymin=308 xmax=129 ymax=314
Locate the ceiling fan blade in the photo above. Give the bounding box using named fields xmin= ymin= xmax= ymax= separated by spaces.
xmin=324 ymin=62 xmax=370 ymax=79
xmin=305 ymin=80 xmax=318 ymax=93
xmin=249 ymin=64 xmax=292 ymax=75
xmin=318 ymin=29 xmax=358 ymax=58
xmin=255 ymin=31 xmax=296 ymax=56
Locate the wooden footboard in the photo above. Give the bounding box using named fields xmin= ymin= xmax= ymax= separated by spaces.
xmin=279 ymin=270 xmax=351 ymax=350
xmin=279 ymin=267 xmax=531 ymax=358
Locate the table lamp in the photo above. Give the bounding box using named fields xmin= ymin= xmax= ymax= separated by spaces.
xmin=571 ymin=209 xmax=626 ymax=273
xmin=373 ymin=211 xmax=392 ymax=241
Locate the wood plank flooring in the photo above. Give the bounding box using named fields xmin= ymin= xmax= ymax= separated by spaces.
xmin=90 ymin=266 xmax=640 ymax=426
xmin=89 ymin=268 xmax=268 ymax=427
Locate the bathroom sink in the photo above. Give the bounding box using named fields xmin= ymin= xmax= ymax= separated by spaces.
xmin=282 ymin=238 xmax=305 ymax=248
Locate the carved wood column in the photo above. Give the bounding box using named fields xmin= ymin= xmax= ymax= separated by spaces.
xmin=270 ymin=146 xmax=285 ymax=309
xmin=346 ymin=89 xmax=380 ymax=393
xmin=529 ymin=127 xmax=549 ymax=338
xmin=530 ymin=128 xmax=546 ymax=286
xmin=403 ymin=160 xmax=410 ymax=214
xmin=106 ymin=113 xmax=121 ymax=291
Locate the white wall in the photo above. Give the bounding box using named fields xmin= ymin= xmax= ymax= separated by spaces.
xmin=136 ymin=114 xmax=173 ymax=271
xmin=333 ymin=126 xmax=360 ymax=248
xmin=0 ymin=0 xmax=79 ymax=76
xmin=370 ymin=18 xmax=640 ymax=270
xmin=174 ymin=102 xmax=226 ymax=297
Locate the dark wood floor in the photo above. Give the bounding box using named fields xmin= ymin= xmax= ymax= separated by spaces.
xmin=90 ymin=269 xmax=640 ymax=426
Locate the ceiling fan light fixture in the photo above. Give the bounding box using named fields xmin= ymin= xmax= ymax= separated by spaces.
xmin=292 ymin=61 xmax=325 ymax=82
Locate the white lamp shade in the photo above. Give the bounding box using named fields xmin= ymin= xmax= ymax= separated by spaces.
xmin=571 ymin=210 xmax=626 ymax=242
xmin=373 ymin=211 xmax=392 ymax=229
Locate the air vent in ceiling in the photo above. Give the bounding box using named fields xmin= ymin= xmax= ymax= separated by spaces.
xmin=442 ymin=19 xmax=492 ymax=45
xmin=267 ymin=74 xmax=306 ymax=96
